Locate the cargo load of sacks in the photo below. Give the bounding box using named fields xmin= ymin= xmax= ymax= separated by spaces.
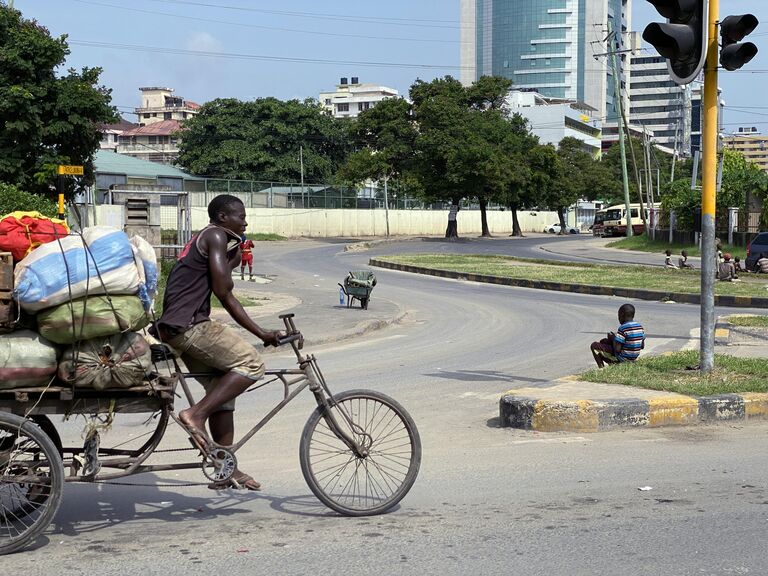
xmin=1 ymin=225 xmax=160 ymax=391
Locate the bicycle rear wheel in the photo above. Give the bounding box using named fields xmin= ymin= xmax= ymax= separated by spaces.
xmin=0 ymin=412 xmax=64 ymax=555
xmin=299 ymin=389 xmax=421 ymax=516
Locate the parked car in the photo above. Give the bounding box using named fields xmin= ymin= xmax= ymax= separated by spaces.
xmin=746 ymin=232 xmax=768 ymax=271
xmin=543 ymin=223 xmax=580 ymax=234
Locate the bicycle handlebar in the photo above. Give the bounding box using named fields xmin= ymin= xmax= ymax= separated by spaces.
xmin=276 ymin=333 xmax=302 ymax=347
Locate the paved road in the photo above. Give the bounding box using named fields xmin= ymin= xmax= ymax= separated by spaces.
xmin=8 ymin=238 xmax=768 ymax=575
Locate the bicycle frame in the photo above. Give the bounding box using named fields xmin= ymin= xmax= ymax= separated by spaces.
xmin=172 ymin=313 xmax=369 ymax=461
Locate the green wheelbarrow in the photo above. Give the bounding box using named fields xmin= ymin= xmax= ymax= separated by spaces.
xmin=339 ymin=270 xmax=377 ymax=310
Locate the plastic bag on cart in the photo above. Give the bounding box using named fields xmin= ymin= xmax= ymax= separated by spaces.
xmin=0 ymin=211 xmax=70 ymax=262
xmin=13 ymin=226 xmax=140 ymax=313
xmin=0 ymin=329 xmax=59 ymax=389
xmin=37 ymin=295 xmax=149 ymax=345
xmin=130 ymin=235 xmax=159 ymax=311
xmin=58 ymin=332 xmax=152 ymax=390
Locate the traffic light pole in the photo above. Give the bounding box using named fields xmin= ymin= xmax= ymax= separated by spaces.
xmin=700 ymin=0 xmax=719 ymax=373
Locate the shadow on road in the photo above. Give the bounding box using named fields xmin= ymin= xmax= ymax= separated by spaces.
xmin=425 ymin=370 xmax=548 ymax=385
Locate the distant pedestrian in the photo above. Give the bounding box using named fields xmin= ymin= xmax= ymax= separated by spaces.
xmin=664 ymin=249 xmax=677 ymax=269
xmin=718 ymin=253 xmax=737 ymax=281
xmin=678 ymin=250 xmax=694 ymax=269
xmin=757 ymin=253 xmax=768 ymax=274
xmin=240 ymin=236 xmax=255 ymax=281
xmin=590 ymin=303 xmax=646 ymax=368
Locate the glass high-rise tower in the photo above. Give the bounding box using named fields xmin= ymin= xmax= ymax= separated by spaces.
xmin=460 ymin=0 xmax=630 ymax=121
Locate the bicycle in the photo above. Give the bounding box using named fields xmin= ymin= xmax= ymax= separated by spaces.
xmin=0 ymin=313 xmax=422 ymax=555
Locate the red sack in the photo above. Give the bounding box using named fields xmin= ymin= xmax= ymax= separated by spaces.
xmin=0 ymin=211 xmax=70 ymax=262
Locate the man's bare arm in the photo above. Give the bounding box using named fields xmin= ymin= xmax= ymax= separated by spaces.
xmin=203 ymin=229 xmax=281 ymax=345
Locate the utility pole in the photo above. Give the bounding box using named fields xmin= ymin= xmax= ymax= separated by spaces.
xmin=299 ymin=145 xmax=305 ymax=208
xmin=608 ymin=19 xmax=634 ymax=237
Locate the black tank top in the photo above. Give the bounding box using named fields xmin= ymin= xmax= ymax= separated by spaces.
xmin=156 ymin=224 xmax=242 ymax=333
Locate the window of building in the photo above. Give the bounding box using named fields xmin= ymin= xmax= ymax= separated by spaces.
xmin=325 ymin=99 xmax=331 ymax=105
xmin=148 ymin=136 xmax=158 ymax=144
xmin=152 ymin=113 xmax=157 ymax=117
xmin=337 ymin=103 xmax=350 ymax=112
xmin=143 ymin=113 xmax=151 ymax=119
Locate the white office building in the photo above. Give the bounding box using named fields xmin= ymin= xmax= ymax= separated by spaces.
xmin=628 ymin=53 xmax=691 ymax=155
xmin=505 ymin=90 xmax=602 ymax=157
xmin=319 ymin=77 xmax=398 ymax=119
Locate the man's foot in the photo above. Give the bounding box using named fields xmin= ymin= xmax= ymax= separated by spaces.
xmin=179 ymin=409 xmax=211 ymax=452
xmin=208 ymin=470 xmax=261 ymax=491
xmin=240 ymin=274 xmax=244 ymax=280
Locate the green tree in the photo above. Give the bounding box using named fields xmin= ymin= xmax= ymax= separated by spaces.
xmin=0 ymin=6 xmax=117 ymax=196
xmin=720 ymin=149 xmax=768 ymax=212
xmin=550 ymin=137 xmax=596 ymax=233
xmin=338 ymin=97 xmax=417 ymax=210
xmin=177 ymin=97 xmax=350 ymax=182
xmin=0 ymin=183 xmax=58 ymax=217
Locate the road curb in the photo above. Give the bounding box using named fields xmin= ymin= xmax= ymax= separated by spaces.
xmin=369 ymin=259 xmax=768 ymax=308
xmin=499 ymin=392 xmax=768 ymax=432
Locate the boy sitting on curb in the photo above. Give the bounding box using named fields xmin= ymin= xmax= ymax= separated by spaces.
xmin=590 ymin=303 xmax=646 ymax=368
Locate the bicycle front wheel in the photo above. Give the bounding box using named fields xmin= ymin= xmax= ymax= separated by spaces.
xmin=0 ymin=412 xmax=64 ymax=555
xmin=299 ymin=389 xmax=421 ymax=516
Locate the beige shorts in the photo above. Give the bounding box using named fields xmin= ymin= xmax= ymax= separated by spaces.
xmin=168 ymin=320 xmax=265 ymax=412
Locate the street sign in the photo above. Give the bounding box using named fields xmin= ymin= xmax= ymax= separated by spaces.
xmin=57 ymin=165 xmax=84 ymax=176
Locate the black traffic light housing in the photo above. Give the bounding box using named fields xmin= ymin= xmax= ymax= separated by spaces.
xmin=643 ymin=0 xmax=708 ymax=85
xmin=720 ymin=14 xmax=759 ymax=71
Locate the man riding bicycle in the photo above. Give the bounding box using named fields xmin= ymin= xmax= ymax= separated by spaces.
xmin=151 ymin=194 xmax=283 ymax=490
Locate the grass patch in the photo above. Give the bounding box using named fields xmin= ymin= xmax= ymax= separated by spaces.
xmin=378 ymin=254 xmax=768 ymax=298
xmin=726 ymin=315 xmax=768 ymax=327
xmin=606 ymin=235 xmax=746 ymax=260
xmin=580 ymin=351 xmax=768 ymax=395
xmin=247 ymin=233 xmax=286 ymax=241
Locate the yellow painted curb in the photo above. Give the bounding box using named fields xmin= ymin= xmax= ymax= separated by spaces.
xmin=648 ymin=397 xmax=699 ymax=427
xmin=532 ymin=400 xmax=599 ymax=432
xmin=714 ymin=327 xmax=730 ymax=339
xmin=741 ymin=393 xmax=768 ymax=419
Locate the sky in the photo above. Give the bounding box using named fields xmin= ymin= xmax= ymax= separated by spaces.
xmin=12 ymin=0 xmax=768 ymax=133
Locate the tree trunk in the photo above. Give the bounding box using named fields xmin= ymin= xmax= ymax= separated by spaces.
xmin=509 ymin=203 xmax=523 ymax=237
xmin=479 ymin=197 xmax=491 ymax=237
xmin=557 ymin=206 xmax=567 ymax=235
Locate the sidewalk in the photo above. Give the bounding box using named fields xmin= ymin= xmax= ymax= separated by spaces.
xmin=499 ymin=318 xmax=768 ymax=432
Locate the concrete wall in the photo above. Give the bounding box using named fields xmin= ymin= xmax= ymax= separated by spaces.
xmin=189 ymin=208 xmax=559 ymax=237
xmin=91 ymin=205 xmax=559 ymax=238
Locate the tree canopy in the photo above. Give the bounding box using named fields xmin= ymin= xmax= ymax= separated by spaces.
xmin=176 ymin=97 xmax=350 ymax=183
xmin=0 ymin=5 xmax=116 ymax=196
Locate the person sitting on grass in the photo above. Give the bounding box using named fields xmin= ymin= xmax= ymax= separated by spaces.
xmin=757 ymin=253 xmax=768 ymax=274
xmin=664 ymin=249 xmax=677 ymax=269
xmin=734 ymin=256 xmax=745 ymax=273
xmin=678 ymin=250 xmax=694 ymax=269
xmin=718 ymin=253 xmax=738 ymax=281
xmin=590 ymin=303 xmax=646 ymax=368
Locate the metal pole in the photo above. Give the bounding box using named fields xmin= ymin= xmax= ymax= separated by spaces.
xmin=700 ymin=0 xmax=718 ymax=373
xmin=299 ymin=146 xmax=305 ymax=208
xmin=608 ymin=20 xmax=634 ymax=237
xmin=383 ymin=175 xmax=391 ymax=237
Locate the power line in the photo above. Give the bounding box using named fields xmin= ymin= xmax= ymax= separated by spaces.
xmin=68 ymin=40 xmax=468 ymax=70
xmin=72 ymin=0 xmax=461 ymax=45
xmin=144 ymin=0 xmax=466 ymax=29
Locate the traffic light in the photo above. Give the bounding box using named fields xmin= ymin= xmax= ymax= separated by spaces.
xmin=719 ymin=14 xmax=759 ymax=71
xmin=643 ymin=0 xmax=707 ymax=85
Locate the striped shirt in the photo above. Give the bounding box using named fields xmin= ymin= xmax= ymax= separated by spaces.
xmin=614 ymin=321 xmax=645 ymax=362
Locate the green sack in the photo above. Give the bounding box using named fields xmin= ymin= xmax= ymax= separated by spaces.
xmin=37 ymin=295 xmax=149 ymax=345
xmin=58 ymin=332 xmax=151 ymax=390
xmin=0 ymin=330 xmax=58 ymax=390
